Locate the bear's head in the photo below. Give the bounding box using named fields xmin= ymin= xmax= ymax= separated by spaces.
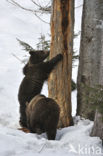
xmin=23 ymin=50 xmax=49 ymax=75
xmin=29 ymin=50 xmax=49 ymax=64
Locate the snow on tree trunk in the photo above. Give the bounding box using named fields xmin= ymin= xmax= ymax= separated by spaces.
xmin=77 ymin=0 xmax=103 ymax=120
xmin=48 ymin=0 xmax=74 ymax=128
xmin=91 ymin=109 xmax=103 ymax=140
xmin=91 ymin=0 xmax=103 ymax=138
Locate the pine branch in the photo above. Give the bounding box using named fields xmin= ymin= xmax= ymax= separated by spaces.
xmin=17 ymin=38 xmax=34 ymax=52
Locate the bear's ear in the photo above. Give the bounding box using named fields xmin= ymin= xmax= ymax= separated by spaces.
xmin=29 ymin=51 xmax=35 ymax=55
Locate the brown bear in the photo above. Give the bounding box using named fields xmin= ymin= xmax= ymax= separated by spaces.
xmin=23 ymin=50 xmax=50 ymax=75
xmin=26 ymin=94 xmax=60 ymax=140
xmin=18 ymin=50 xmax=63 ymax=128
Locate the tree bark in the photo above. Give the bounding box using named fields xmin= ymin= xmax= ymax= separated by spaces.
xmin=77 ymin=0 xmax=103 ymax=120
xmin=48 ymin=0 xmax=74 ymax=128
xmin=91 ymin=1 xmax=103 ymax=139
xmin=91 ymin=109 xmax=103 ymax=141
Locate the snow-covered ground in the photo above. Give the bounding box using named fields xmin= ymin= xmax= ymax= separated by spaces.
xmin=0 ymin=0 xmax=102 ymax=155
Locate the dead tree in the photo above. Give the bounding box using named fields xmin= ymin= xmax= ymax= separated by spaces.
xmin=48 ymin=0 xmax=74 ymax=128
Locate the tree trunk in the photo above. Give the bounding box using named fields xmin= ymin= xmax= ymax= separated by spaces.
xmin=48 ymin=0 xmax=74 ymax=128
xmin=91 ymin=109 xmax=103 ymax=141
xmin=91 ymin=1 xmax=103 ymax=139
xmin=77 ymin=0 xmax=103 ymax=120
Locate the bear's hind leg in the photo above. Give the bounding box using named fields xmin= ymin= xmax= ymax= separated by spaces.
xmin=19 ymin=105 xmax=27 ymax=128
xmin=46 ymin=129 xmax=57 ymax=140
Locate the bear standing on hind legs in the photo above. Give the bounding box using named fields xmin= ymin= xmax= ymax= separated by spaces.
xmin=26 ymin=94 xmax=60 ymax=140
xmin=18 ymin=50 xmax=63 ymax=128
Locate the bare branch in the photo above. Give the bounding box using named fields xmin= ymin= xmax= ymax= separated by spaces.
xmin=38 ymin=143 xmax=46 ymax=153
xmin=11 ymin=53 xmax=25 ymax=64
xmin=39 ymin=6 xmax=51 ymax=13
xmin=45 ymin=1 xmax=51 ymax=8
xmin=7 ymin=0 xmax=50 ymax=24
xmin=34 ymin=12 xmax=50 ymax=24
xmin=31 ymin=0 xmax=51 ymax=13
xmin=75 ymin=4 xmax=83 ymax=9
xmin=8 ymin=0 xmax=51 ymax=14
xmin=7 ymin=0 xmax=42 ymax=13
xmin=6 ymin=0 xmax=17 ymax=6
xmin=31 ymin=0 xmax=41 ymax=8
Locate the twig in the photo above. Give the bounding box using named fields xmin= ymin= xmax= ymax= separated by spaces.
xmin=6 ymin=0 xmax=17 ymax=6
xmin=31 ymin=0 xmax=41 ymax=8
xmin=7 ymin=0 xmax=50 ymax=24
xmin=31 ymin=0 xmax=51 ymax=13
xmin=34 ymin=12 xmax=50 ymax=24
xmin=45 ymin=1 xmax=51 ymax=8
xmin=7 ymin=0 xmax=40 ymax=13
xmin=38 ymin=142 xmax=46 ymax=153
xmin=75 ymin=4 xmax=83 ymax=9
xmin=11 ymin=53 xmax=25 ymax=64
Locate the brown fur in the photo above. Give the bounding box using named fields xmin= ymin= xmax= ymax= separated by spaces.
xmin=18 ymin=51 xmax=63 ymax=128
xmin=26 ymin=95 xmax=60 ymax=140
xmin=18 ymin=127 xmax=30 ymax=133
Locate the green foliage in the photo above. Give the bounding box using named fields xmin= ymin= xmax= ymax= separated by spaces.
xmin=17 ymin=38 xmax=34 ymax=51
xmin=17 ymin=34 xmax=77 ymax=91
xmin=85 ymin=85 xmax=103 ymax=114
xmin=72 ymin=50 xmax=79 ymax=66
xmin=73 ymin=31 xmax=81 ymax=39
xmin=71 ymin=80 xmax=76 ymax=91
xmin=17 ymin=34 xmax=50 ymax=52
xmin=36 ymin=34 xmax=50 ymax=51
xmin=17 ymin=33 xmax=79 ymax=65
xmin=72 ymin=32 xmax=80 ymax=67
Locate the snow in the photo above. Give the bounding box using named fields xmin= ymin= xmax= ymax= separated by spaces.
xmin=0 ymin=0 xmax=102 ymax=155
xmin=0 ymin=119 xmax=102 ymax=156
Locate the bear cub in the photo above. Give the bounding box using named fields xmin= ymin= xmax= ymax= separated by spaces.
xmin=26 ymin=94 xmax=60 ymax=140
xmin=18 ymin=50 xmax=63 ymax=128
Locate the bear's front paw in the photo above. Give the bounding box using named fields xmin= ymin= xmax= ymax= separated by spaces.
xmin=57 ymin=54 xmax=63 ymax=60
